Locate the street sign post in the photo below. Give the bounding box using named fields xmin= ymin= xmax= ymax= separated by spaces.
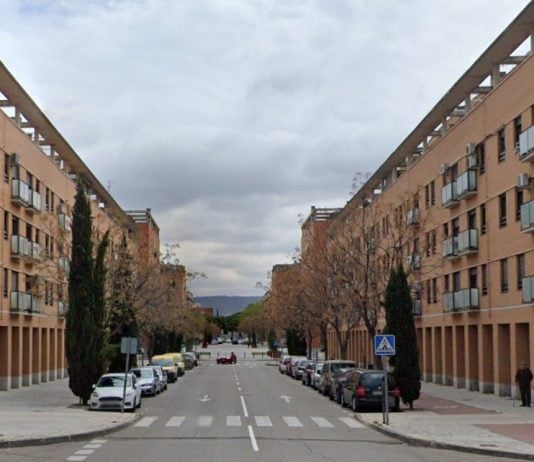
xmin=374 ymin=334 xmax=396 ymax=425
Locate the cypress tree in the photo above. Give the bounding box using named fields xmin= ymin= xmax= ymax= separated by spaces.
xmin=66 ymin=184 xmax=99 ymax=405
xmin=93 ymin=230 xmax=110 ymax=372
xmin=384 ymin=265 xmax=421 ymax=409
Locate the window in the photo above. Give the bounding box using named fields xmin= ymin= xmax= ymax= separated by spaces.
xmin=426 ymin=280 xmax=431 ymax=304
xmin=431 ymin=230 xmax=437 ymax=255
xmin=477 ymin=143 xmax=486 ymax=175
xmin=432 ymin=278 xmax=438 ymax=303
xmin=3 ymin=269 xmax=8 ymax=297
xmin=514 ymin=116 xmax=522 ymax=146
xmin=4 ymin=154 xmax=9 ymax=183
xmin=482 ymin=264 xmax=488 ymax=295
xmin=425 ymin=184 xmax=430 ymax=208
xmin=425 ymin=232 xmax=431 ymax=257
xmin=481 ymin=204 xmax=487 ymax=234
xmin=12 ymin=216 xmax=19 ymax=236
xmin=468 ymin=209 xmax=476 ymax=229
xmin=430 ymin=180 xmax=435 ymax=205
xmin=498 ymin=127 xmax=506 ymax=162
xmin=444 ymin=274 xmax=450 ymax=293
xmin=452 ymin=271 xmax=461 ymax=291
xmin=499 ymin=193 xmax=507 ymax=227
xmin=469 ymin=267 xmax=477 ymax=288
xmin=3 ymin=211 xmax=8 ymax=240
xmin=500 ymin=258 xmax=508 ymax=293
xmin=517 ymin=254 xmax=525 ymax=290
xmin=11 ymin=270 xmax=19 ymax=292
xmin=452 ymin=217 xmax=460 ymax=237
xmin=443 ymin=223 xmax=449 ymax=238
xmin=516 ymin=188 xmax=524 ymax=221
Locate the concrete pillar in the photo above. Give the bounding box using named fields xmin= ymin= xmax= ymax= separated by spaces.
xmin=22 ymin=326 xmax=31 ymax=386
xmin=480 ymin=324 xmax=494 ymax=393
xmin=424 ymin=327 xmax=432 ymax=382
xmin=56 ymin=328 xmax=65 ymax=379
xmin=495 ymin=324 xmax=511 ymax=396
xmin=491 ymin=64 xmax=501 ymax=87
xmin=444 ymin=326 xmax=453 ymax=385
xmin=0 ymin=326 xmax=11 ymax=390
xmin=466 ymin=325 xmax=479 ymax=391
xmin=454 ymin=325 xmax=466 ymax=388
xmin=41 ymin=328 xmax=49 ymax=383
xmin=434 ymin=327 xmax=443 ymax=384
xmin=11 ymin=326 xmax=21 ymax=389
xmin=32 ymin=327 xmax=41 ymax=384
xmin=49 ymin=328 xmax=56 ymax=381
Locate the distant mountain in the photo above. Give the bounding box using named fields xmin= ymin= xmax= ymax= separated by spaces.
xmin=194 ymin=295 xmax=262 ymax=317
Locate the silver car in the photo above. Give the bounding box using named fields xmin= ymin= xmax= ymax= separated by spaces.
xmin=152 ymin=365 xmax=168 ymax=392
xmin=130 ymin=367 xmax=160 ymax=396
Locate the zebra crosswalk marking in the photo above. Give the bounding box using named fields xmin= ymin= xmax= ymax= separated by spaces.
xmin=282 ymin=416 xmax=303 ymax=427
xmin=338 ymin=417 xmax=365 ymax=428
xmin=198 ymin=415 xmax=214 ymax=427
xmin=310 ymin=417 xmax=334 ymax=428
xmin=254 ymin=416 xmax=272 ymax=427
xmin=165 ymin=416 xmax=186 ymax=427
xmin=135 ymin=417 xmax=158 ymax=427
xmin=226 ymin=416 xmax=242 ymax=426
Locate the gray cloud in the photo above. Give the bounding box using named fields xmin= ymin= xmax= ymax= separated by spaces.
xmin=0 ymin=0 xmax=528 ymax=295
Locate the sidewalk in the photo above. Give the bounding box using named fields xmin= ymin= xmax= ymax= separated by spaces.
xmin=356 ymin=382 xmax=534 ymax=460
xmin=0 ymin=378 xmax=137 ymax=448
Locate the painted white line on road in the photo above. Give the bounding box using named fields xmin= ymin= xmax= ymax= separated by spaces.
xmin=198 ymin=415 xmax=214 ymax=427
xmin=310 ymin=417 xmax=334 ymax=428
xmin=90 ymin=440 xmax=107 ymax=444
xmin=282 ymin=416 xmax=303 ymax=427
xmin=135 ymin=417 xmax=157 ymax=427
xmin=83 ymin=444 xmax=102 ymax=449
xmin=240 ymin=395 xmax=249 ymax=417
xmin=248 ymin=425 xmax=259 ymax=452
xmin=67 ymin=457 xmax=87 ymax=462
xmin=165 ymin=416 xmax=186 ymax=427
xmin=338 ymin=417 xmax=365 ymax=428
xmin=254 ymin=416 xmax=272 ymax=427
xmin=75 ymin=450 xmax=95 ymax=456
xmin=227 ymin=415 xmax=242 ymax=426
xmin=238 ymin=387 xmax=242 ymax=391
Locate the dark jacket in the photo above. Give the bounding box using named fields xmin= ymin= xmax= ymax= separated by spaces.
xmin=515 ymin=367 xmax=533 ymax=387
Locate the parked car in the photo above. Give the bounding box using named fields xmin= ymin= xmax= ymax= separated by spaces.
xmin=318 ymin=360 xmax=356 ymax=397
xmin=186 ymin=351 xmax=199 ymax=366
xmin=90 ymin=372 xmax=141 ymax=411
xmin=311 ymin=362 xmax=324 ymax=389
xmin=301 ymin=361 xmax=317 ymax=386
xmin=287 ymin=356 xmax=306 ymax=377
xmin=150 ymin=355 xmax=178 ymax=383
xmin=130 ymin=367 xmax=160 ymax=396
xmin=166 ymin=352 xmax=186 ymax=376
xmin=331 ymin=367 xmax=356 ymax=402
xmin=183 ymin=352 xmax=196 ymax=370
xmin=152 ymin=365 xmax=168 ymax=392
xmin=294 ymin=359 xmax=313 ymax=380
xmin=340 ymin=369 xmax=400 ymax=412
xmin=278 ymin=356 xmax=291 ymax=374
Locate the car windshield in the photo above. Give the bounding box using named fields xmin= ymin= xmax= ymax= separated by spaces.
xmin=361 ymin=373 xmax=396 ymax=387
xmin=97 ymin=375 xmax=131 ymax=388
xmin=151 ymin=359 xmax=173 ymax=367
xmin=131 ymin=369 xmax=154 ymax=378
xmin=330 ymin=363 xmax=355 ymax=373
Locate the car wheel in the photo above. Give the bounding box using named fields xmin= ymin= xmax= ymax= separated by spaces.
xmin=137 ymin=397 xmax=142 ymax=408
xmin=129 ymin=399 xmax=137 ymax=412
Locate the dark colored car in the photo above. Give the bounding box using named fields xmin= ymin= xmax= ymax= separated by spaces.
xmin=340 ymin=369 xmax=400 ymax=412
xmin=217 ymin=353 xmax=237 ymax=364
xmin=331 ymin=367 xmax=356 ymax=402
xmin=183 ymin=353 xmax=195 ymax=370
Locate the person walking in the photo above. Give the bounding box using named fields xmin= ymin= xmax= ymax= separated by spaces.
xmin=515 ymin=361 xmax=533 ymax=407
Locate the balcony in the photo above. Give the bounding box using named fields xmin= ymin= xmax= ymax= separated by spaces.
xmin=443 ymin=288 xmax=479 ymax=313
xmin=456 ymin=169 xmax=477 ymax=200
xmin=457 ymin=229 xmax=478 ymax=255
xmin=58 ymin=256 xmax=70 ymax=274
xmin=441 ymin=182 xmax=458 ymax=208
xmin=10 ymin=291 xmax=39 ymax=313
xmin=442 ymin=236 xmax=459 ymax=260
xmin=520 ymin=200 xmax=534 ymax=233
xmin=29 ymin=190 xmax=41 ymax=212
xmin=522 ymin=276 xmax=534 ymax=303
xmin=11 ymin=179 xmax=31 ymax=206
xmin=58 ymin=301 xmax=68 ymax=317
xmin=406 ymin=208 xmax=420 ymax=226
xmin=406 ymin=253 xmax=421 ymax=272
xmin=58 ymin=213 xmax=72 ymax=232
xmin=11 ymin=235 xmax=32 ymax=259
xmin=518 ymin=126 xmax=534 ymax=162
xmin=412 ymin=299 xmax=422 ymax=316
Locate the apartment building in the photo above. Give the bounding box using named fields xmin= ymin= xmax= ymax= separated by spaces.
xmin=286 ymin=4 xmax=534 ymax=397
xmin=0 ymin=60 xmax=138 ymax=391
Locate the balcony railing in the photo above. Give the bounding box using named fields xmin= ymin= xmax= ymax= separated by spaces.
xmin=58 ymin=257 xmax=70 ymax=274
xmin=412 ymin=299 xmax=422 ymax=316
xmin=441 ymin=182 xmax=458 ymax=208
xmin=442 ymin=236 xmax=459 ymax=259
xmin=522 ymin=276 xmax=534 ymax=303
xmin=443 ymin=288 xmax=479 ymax=313
xmin=457 ymin=229 xmax=478 ymax=255
xmin=11 ymin=235 xmax=32 ymax=259
xmin=518 ymin=126 xmax=534 ymax=162
xmin=29 ymin=190 xmax=41 ymax=212
xmin=456 ymin=169 xmax=477 ymax=200
xmin=406 ymin=253 xmax=421 ymax=271
xmin=520 ymin=200 xmax=534 ymax=233
xmin=11 ymin=179 xmax=31 ymax=206
xmin=10 ymin=291 xmax=39 ymax=313
xmin=58 ymin=301 xmax=68 ymax=317
xmin=406 ymin=208 xmax=420 ymax=226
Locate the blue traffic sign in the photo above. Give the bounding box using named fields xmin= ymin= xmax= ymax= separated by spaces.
xmin=374 ymin=334 xmax=395 ymax=356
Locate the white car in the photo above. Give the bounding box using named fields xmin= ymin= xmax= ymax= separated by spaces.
xmin=89 ymin=373 xmax=141 ymax=411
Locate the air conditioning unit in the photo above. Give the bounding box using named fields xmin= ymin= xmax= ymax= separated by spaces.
xmin=439 ymin=163 xmax=449 ymax=174
xmin=465 ymin=143 xmax=477 ymax=155
xmin=517 ymin=173 xmax=531 ymax=189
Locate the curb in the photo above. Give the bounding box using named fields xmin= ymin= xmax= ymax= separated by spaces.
xmin=354 ymin=413 xmax=534 ymax=461
xmin=0 ymin=412 xmax=140 ymax=449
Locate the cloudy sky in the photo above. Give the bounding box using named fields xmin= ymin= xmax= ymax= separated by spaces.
xmin=0 ymin=0 xmax=529 ymax=296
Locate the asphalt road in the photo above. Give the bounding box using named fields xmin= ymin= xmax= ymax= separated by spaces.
xmin=0 ymin=346 xmax=522 ymax=461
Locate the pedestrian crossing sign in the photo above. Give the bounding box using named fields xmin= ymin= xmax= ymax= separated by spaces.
xmin=374 ymin=335 xmax=395 ymax=356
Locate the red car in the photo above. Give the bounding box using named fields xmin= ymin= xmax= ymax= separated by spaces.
xmin=217 ymin=353 xmax=237 ymax=364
